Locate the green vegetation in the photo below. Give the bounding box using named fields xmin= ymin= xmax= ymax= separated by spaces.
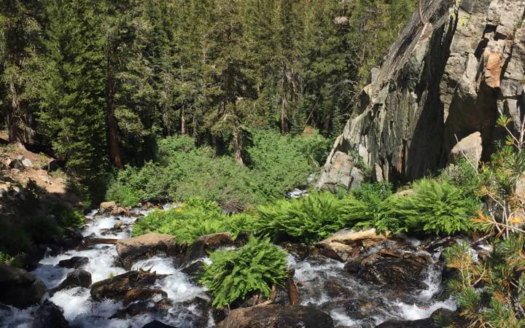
xmin=200 ymin=236 xmax=288 ymax=308
xmin=132 ymin=199 xmax=255 ymax=243
xmin=0 ymin=251 xmax=14 ymax=265
xmin=108 ymin=132 xmax=329 ymax=208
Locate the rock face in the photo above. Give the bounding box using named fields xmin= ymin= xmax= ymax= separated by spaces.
xmin=318 ymin=0 xmax=525 ymax=189
xmin=0 ymin=265 xmax=47 ymax=308
xmin=116 ymin=234 xmax=179 ymax=269
xmin=449 ymin=131 xmax=483 ymax=167
xmin=216 ymin=305 xmax=334 ymax=328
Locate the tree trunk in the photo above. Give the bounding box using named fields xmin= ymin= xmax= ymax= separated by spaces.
xmin=232 ymin=126 xmax=243 ymax=165
xmin=7 ymin=81 xmax=28 ymax=143
xmin=106 ymin=43 xmax=123 ymax=169
xmin=180 ymin=107 xmax=186 ymax=135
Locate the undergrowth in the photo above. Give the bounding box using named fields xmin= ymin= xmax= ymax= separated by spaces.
xmin=200 ymin=236 xmax=288 ymax=308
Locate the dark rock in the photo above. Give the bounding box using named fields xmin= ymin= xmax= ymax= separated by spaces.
xmin=90 ymin=270 xmax=162 ymax=301
xmin=33 ymin=300 xmax=72 ymax=328
xmin=182 ymin=232 xmax=235 ymax=265
xmin=181 ymin=260 xmax=206 ymax=283
xmin=123 ymin=288 xmax=168 ymax=306
xmin=116 ymin=234 xmax=181 ymax=270
xmin=55 ymin=269 xmax=92 ymax=291
xmin=8 ymin=159 xmax=25 ymax=171
xmin=345 ymin=249 xmax=430 ymax=291
xmin=376 ymin=318 xmax=438 ymax=328
xmin=0 ymin=265 xmax=46 ymax=308
xmin=142 ymin=321 xmax=176 ymax=328
xmin=216 ymin=305 xmax=334 ymax=328
xmin=110 ymin=299 xmax=171 ymax=319
xmin=58 ymin=256 xmax=89 ymax=269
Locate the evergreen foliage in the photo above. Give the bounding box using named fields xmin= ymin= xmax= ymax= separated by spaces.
xmin=200 ymin=236 xmax=288 ymax=308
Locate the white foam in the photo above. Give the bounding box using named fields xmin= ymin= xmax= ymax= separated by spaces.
xmin=156 ymin=272 xmax=207 ymax=303
xmin=132 ymin=256 xmax=178 ymax=275
xmin=393 ymin=297 xmax=458 ymax=321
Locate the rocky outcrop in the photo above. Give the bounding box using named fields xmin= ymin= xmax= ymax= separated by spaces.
xmin=116 ymin=234 xmax=179 ymax=269
xmin=318 ymin=0 xmax=525 ymax=189
xmin=216 ymin=305 xmax=334 ymax=328
xmin=55 ymin=269 xmax=92 ymax=291
xmin=0 ymin=265 xmax=46 ymax=308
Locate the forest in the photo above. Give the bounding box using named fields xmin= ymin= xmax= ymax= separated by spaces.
xmin=1 ymin=0 xmax=416 ymax=200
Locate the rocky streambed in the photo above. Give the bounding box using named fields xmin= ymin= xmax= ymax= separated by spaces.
xmin=0 ymin=205 xmax=463 ymax=328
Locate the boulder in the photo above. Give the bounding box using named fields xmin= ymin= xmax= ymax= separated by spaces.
xmin=111 ymin=206 xmax=131 ymax=217
xmin=99 ymin=201 xmax=117 ymax=214
xmin=90 ymin=270 xmax=161 ymax=301
xmin=33 ymin=300 xmax=72 ymax=328
xmin=21 ymin=158 xmax=33 ymax=168
xmin=110 ymin=299 xmax=171 ymax=319
xmin=8 ymin=159 xmax=25 ymax=171
xmin=316 ymin=229 xmax=387 ymax=262
xmin=345 ymin=248 xmax=430 ymax=291
xmin=182 ymin=232 xmax=235 ymax=265
xmin=0 ymin=265 xmax=46 ymax=308
xmin=116 ymin=234 xmax=179 ymax=270
xmin=55 ymin=269 xmax=92 ymax=291
xmin=216 ymin=305 xmax=334 ymax=328
xmin=58 ymin=256 xmax=89 ymax=269
xmin=123 ymin=288 xmax=168 ymax=306
xmin=448 ymin=132 xmax=483 ymax=168
xmin=142 ymin=321 xmax=176 ymax=328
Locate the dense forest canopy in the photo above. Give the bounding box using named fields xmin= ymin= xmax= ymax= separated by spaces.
xmin=0 ymin=0 xmax=417 ymax=196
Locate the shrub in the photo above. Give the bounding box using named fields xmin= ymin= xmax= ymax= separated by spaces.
xmin=0 ymin=219 xmax=31 ymax=254
xmin=132 ymin=200 xmax=255 ymax=243
xmin=392 ymin=179 xmax=480 ymax=235
xmin=52 ymin=204 xmax=85 ymax=229
xmin=200 ymin=236 xmax=288 ymax=308
xmin=0 ymin=251 xmax=14 ymax=265
xmin=24 ymin=217 xmax=62 ymax=244
xmin=255 ymin=191 xmax=354 ymax=243
xmin=444 ymin=235 xmax=525 ymax=327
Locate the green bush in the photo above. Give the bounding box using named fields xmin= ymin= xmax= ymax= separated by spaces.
xmin=52 ymin=204 xmax=85 ymax=229
xmin=392 ymin=179 xmax=480 ymax=235
xmin=0 ymin=251 xmax=14 ymax=265
xmin=255 ymin=191 xmax=354 ymax=243
xmin=24 ymin=217 xmax=62 ymax=244
xmin=106 ymin=131 xmax=329 ymax=208
xmin=200 ymin=236 xmax=288 ymax=308
xmin=132 ymin=199 xmax=256 ymax=243
xmin=0 ymin=219 xmax=31 ymax=254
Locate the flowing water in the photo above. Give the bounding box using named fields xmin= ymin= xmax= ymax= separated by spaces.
xmin=1 ymin=206 xmax=457 ymax=328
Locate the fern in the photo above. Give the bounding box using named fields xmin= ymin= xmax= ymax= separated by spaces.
xmin=200 ymin=236 xmax=288 ymax=308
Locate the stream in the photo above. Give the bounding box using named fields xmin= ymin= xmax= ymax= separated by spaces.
xmin=0 ymin=206 xmax=458 ymax=328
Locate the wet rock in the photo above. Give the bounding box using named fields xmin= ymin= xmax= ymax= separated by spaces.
xmin=56 ymin=269 xmax=92 ymax=291
xmin=181 ymin=260 xmax=206 ymax=283
xmin=376 ymin=318 xmax=438 ymax=328
xmin=113 ymin=221 xmax=124 ymax=230
xmin=216 ymin=305 xmax=334 ymax=328
xmin=116 ymin=234 xmax=180 ymax=270
xmin=33 ymin=300 xmax=72 ymax=328
xmin=0 ymin=265 xmax=46 ymax=308
xmin=316 ymin=229 xmax=386 ymax=262
xmin=123 ymin=288 xmax=168 ymax=306
xmin=142 ymin=321 xmax=176 ymax=328
xmin=178 ymin=296 xmax=213 ymax=327
xmin=345 ymin=249 xmax=430 ymax=291
xmin=110 ymin=299 xmax=171 ymax=319
xmin=90 ymin=270 xmax=162 ymax=301
xmin=111 ymin=206 xmax=131 ymax=217
xmin=182 ymin=232 xmax=235 ymax=265
xmin=448 ymin=132 xmax=483 ymax=167
xmin=99 ymin=201 xmax=116 ymax=214
xmin=58 ymin=256 xmax=89 ymax=269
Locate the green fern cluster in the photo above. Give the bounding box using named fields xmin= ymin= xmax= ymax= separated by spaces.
xmin=255 ymin=191 xmax=355 ymax=243
xmin=392 ymin=179 xmax=480 ymax=235
xmin=132 ymin=199 xmax=255 ymax=243
xmin=200 ymin=236 xmax=288 ymax=308
xmin=444 ymin=235 xmax=525 ymax=327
